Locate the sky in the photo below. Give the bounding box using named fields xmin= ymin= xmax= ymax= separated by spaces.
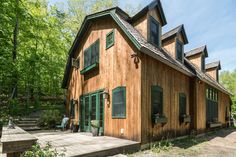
xmin=49 ymin=0 xmax=236 ymax=72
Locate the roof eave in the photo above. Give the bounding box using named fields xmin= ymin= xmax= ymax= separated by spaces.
xmin=140 ymin=47 xmax=194 ymax=77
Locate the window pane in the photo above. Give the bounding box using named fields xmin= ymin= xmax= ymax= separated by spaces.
xmin=179 ymin=94 xmax=186 ymax=116
xmin=176 ymin=41 xmax=183 ymax=61
xmin=149 ymin=17 xmax=160 ymax=47
xmin=112 ymin=87 xmax=126 ymax=118
xmin=152 ymin=86 xmax=163 ymax=116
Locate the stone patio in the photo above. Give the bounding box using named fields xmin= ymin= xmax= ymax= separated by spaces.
xmin=32 ymin=131 xmax=140 ymax=157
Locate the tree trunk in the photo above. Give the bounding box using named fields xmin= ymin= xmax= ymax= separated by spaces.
xmin=11 ymin=0 xmax=19 ymax=99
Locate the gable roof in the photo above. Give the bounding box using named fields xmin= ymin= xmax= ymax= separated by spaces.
xmin=61 ymin=3 xmax=231 ymax=96
xmin=185 ymin=45 xmax=208 ymax=58
xmin=130 ymin=0 xmax=167 ymax=26
xmin=161 ymin=24 xmax=188 ymax=44
xmin=206 ymin=61 xmax=221 ymax=70
xmin=62 ymin=6 xmax=193 ymax=88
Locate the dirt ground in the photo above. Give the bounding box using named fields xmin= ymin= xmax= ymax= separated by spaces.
xmin=129 ymin=128 xmax=236 ymax=157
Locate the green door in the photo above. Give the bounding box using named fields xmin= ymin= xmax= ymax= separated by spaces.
xmin=80 ymin=90 xmax=104 ymax=134
xmin=84 ymin=96 xmax=90 ymax=131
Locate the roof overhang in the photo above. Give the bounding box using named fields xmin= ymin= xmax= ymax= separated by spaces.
xmin=162 ymin=24 xmax=188 ymax=44
xmin=130 ymin=0 xmax=167 ymax=26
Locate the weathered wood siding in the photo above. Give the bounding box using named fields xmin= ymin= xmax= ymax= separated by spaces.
xmin=162 ymin=34 xmax=185 ymax=59
xmin=192 ymin=80 xmax=231 ymax=133
xmin=140 ymin=53 xmax=191 ymax=144
xmin=67 ymin=17 xmax=142 ymax=142
xmin=133 ymin=8 xmax=162 ymax=42
xmin=206 ymin=68 xmax=217 ymax=80
xmin=186 ymin=54 xmax=202 ymax=70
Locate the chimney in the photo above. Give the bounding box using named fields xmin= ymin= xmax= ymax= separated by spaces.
xmin=205 ymin=61 xmax=221 ymax=82
xmin=185 ymin=45 xmax=208 ymax=71
xmin=162 ymin=24 xmax=188 ymax=62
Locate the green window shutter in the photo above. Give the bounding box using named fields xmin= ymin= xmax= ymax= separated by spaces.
xmin=84 ymin=48 xmax=91 ymax=68
xmin=149 ymin=16 xmax=160 ymax=47
xmin=151 ymin=86 xmax=163 ymax=116
xmin=106 ymin=30 xmax=115 ymax=49
xmin=176 ymin=39 xmax=183 ymax=62
xmin=95 ymin=39 xmax=100 ymax=63
xmin=112 ymin=86 xmax=126 ymax=118
xmin=179 ymin=93 xmax=186 ymax=116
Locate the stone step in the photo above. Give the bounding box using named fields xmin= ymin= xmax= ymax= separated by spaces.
xmin=20 ymin=118 xmax=39 ymax=121
xmin=17 ymin=123 xmax=38 ymax=128
xmin=17 ymin=120 xmax=38 ymax=124
xmin=20 ymin=126 xmax=41 ymax=131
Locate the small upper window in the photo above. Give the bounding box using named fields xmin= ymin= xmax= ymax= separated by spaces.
xmin=201 ymin=53 xmax=205 ymax=72
xmin=106 ymin=30 xmax=115 ymax=49
xmin=176 ymin=39 xmax=183 ymax=62
xmin=149 ymin=16 xmax=160 ymax=47
xmin=71 ymin=57 xmax=80 ymax=69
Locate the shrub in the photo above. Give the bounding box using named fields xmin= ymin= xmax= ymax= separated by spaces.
xmin=151 ymin=139 xmax=173 ymax=153
xmin=38 ymin=110 xmax=61 ymax=129
xmin=21 ymin=142 xmax=65 ymax=157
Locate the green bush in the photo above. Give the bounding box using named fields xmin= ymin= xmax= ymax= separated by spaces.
xmin=38 ymin=110 xmax=61 ymax=129
xmin=21 ymin=142 xmax=65 ymax=157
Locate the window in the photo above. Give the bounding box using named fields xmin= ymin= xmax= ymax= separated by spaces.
xmin=179 ymin=93 xmax=186 ymax=116
xmin=71 ymin=57 xmax=80 ymax=69
xmin=106 ymin=30 xmax=115 ymax=49
xmin=151 ymin=86 xmax=163 ymax=116
xmin=148 ymin=16 xmax=160 ymax=47
xmin=112 ymin=86 xmax=126 ymax=118
xmin=206 ymin=87 xmax=218 ymax=123
xmin=81 ymin=39 xmax=99 ymax=74
xmin=176 ymin=39 xmax=183 ymax=62
xmin=201 ymin=53 xmax=205 ymax=71
xmin=70 ymin=99 xmax=75 ymax=118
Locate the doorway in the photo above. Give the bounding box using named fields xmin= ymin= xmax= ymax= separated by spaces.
xmin=80 ymin=90 xmax=104 ymax=134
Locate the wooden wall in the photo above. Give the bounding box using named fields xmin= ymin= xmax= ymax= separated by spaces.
xmin=133 ymin=8 xmax=162 ymax=42
xmin=206 ymin=68 xmax=217 ymax=80
xmin=191 ymin=80 xmax=231 ymax=133
xmin=186 ymin=53 xmax=202 ymax=70
xmin=140 ymin=53 xmax=191 ymax=144
xmin=67 ymin=17 xmax=142 ymax=142
xmin=162 ymin=34 xmax=185 ymax=59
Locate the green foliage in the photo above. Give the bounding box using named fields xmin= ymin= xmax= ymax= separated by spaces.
xmin=151 ymin=139 xmax=173 ymax=153
xmin=220 ymin=70 xmax=236 ymax=118
xmin=0 ymin=0 xmax=118 ymax=115
xmin=21 ymin=142 xmax=66 ymax=157
xmin=38 ymin=110 xmax=61 ymax=129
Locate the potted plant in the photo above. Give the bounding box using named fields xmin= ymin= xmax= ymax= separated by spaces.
xmin=179 ymin=114 xmax=191 ymax=123
xmin=152 ymin=113 xmax=168 ymax=125
xmin=91 ymin=120 xmax=99 ymax=136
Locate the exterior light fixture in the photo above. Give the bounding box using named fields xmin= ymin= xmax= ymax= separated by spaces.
xmin=103 ymin=90 xmax=109 ymax=99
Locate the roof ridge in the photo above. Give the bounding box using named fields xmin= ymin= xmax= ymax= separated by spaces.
xmin=162 ymin=24 xmax=183 ymax=36
xmin=185 ymin=45 xmax=206 ymax=54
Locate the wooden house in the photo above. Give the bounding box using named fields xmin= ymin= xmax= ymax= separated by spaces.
xmin=62 ymin=0 xmax=232 ymax=145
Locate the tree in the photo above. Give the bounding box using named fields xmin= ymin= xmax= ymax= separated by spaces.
xmin=220 ymin=70 xmax=236 ymax=118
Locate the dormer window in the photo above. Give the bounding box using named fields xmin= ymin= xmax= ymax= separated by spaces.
xmin=176 ymin=39 xmax=184 ymax=62
xmin=201 ymin=53 xmax=205 ymax=72
xmin=148 ymin=16 xmax=160 ymax=47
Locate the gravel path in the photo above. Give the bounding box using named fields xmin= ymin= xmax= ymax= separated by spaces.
xmin=130 ymin=128 xmax=236 ymax=157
